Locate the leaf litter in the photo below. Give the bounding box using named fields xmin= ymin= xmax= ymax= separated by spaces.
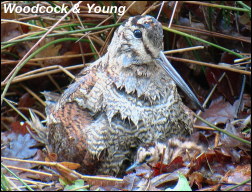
xmin=1 ymin=1 xmax=251 ymax=191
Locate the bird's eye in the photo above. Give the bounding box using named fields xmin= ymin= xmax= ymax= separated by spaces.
xmin=145 ymin=154 xmax=151 ymax=160
xmin=133 ymin=30 xmax=142 ymax=38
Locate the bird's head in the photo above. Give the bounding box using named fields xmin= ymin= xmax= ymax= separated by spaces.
xmin=126 ymin=142 xmax=167 ymax=172
xmin=107 ymin=15 xmax=203 ymax=110
xmin=108 ymin=15 xmax=163 ymax=67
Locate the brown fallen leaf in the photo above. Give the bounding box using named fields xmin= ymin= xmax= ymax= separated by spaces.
xmin=195 ymin=96 xmax=239 ymax=126
xmin=221 ymin=164 xmax=251 ymax=191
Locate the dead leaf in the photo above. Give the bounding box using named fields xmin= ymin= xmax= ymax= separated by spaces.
xmin=60 ymin=162 xmax=80 ymax=170
xmin=151 ymin=167 xmax=189 ymax=188
xmin=2 ymin=132 xmax=38 ymax=172
xmin=119 ymin=1 xmax=148 ymax=15
xmin=10 ymin=121 xmax=30 ymax=135
xmin=221 ymin=164 xmax=251 ymax=191
xmin=18 ymin=93 xmax=35 ymax=108
xmin=195 ymin=97 xmax=239 ymax=126
xmin=152 ymin=156 xmax=184 ymax=176
xmin=189 ymin=172 xmax=204 ymax=189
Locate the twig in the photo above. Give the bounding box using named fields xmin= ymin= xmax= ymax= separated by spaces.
xmin=224 ymin=178 xmax=251 ymax=191
xmin=193 ymin=114 xmax=251 ymax=145
xmin=167 ymin=56 xmax=250 ymax=75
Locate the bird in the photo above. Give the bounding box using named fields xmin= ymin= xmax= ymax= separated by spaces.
xmin=44 ymin=15 xmax=203 ymax=177
xmin=126 ymin=137 xmax=204 ymax=172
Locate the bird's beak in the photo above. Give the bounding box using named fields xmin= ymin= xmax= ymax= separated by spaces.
xmin=126 ymin=161 xmax=143 ymax=172
xmin=156 ymin=52 xmax=204 ymax=111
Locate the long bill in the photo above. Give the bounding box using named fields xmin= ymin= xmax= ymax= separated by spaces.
xmin=156 ymin=52 xmax=204 ymax=111
xmin=126 ymin=161 xmax=143 ymax=172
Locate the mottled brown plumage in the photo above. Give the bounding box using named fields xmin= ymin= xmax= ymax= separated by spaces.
xmin=127 ymin=137 xmax=204 ymax=172
xmin=45 ymin=15 xmax=197 ymax=176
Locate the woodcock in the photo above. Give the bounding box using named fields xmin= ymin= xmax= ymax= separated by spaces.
xmin=127 ymin=137 xmax=204 ymax=172
xmin=44 ymin=15 xmax=203 ymax=176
